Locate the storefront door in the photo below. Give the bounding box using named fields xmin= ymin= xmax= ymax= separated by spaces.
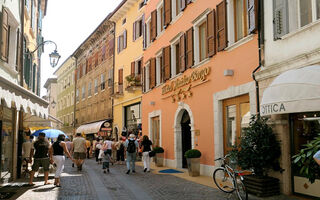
xmin=181 ymin=110 xmax=191 ymax=168
xmin=223 ymin=95 xmax=250 ymax=155
xmin=0 ymin=106 xmax=14 ymax=183
xmin=291 ymin=112 xmax=320 ymax=198
xmin=151 ymin=116 xmax=160 ymax=147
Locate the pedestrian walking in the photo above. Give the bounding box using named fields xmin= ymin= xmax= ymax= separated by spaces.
xmin=102 ymin=149 xmax=114 ymax=173
xmin=95 ymin=138 xmax=103 ymax=164
xmin=22 ymin=134 xmax=33 ymax=175
xmin=141 ymin=135 xmax=153 ymax=172
xmin=51 ymin=134 xmax=74 ymax=187
xmin=65 ymin=138 xmax=73 ymax=158
xmin=124 ymin=134 xmax=139 ymax=174
xmin=28 ymin=132 xmax=52 ymax=185
xmin=102 ymin=137 xmax=113 ymax=157
xmin=73 ymin=133 xmax=87 ymax=171
xmin=115 ymin=138 xmax=125 ymax=164
xmin=85 ymin=139 xmax=91 ymax=159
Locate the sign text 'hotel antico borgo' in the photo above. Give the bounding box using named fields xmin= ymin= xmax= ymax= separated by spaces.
xmin=161 ymin=67 xmax=211 ymax=103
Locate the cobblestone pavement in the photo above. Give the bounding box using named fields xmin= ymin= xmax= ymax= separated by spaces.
xmin=5 ymin=158 xmax=299 ymax=200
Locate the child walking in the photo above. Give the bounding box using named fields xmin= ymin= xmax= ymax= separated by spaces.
xmin=102 ymin=150 xmax=113 ymax=173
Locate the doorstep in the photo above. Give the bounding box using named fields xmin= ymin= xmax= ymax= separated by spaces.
xmin=136 ymin=161 xmax=218 ymax=189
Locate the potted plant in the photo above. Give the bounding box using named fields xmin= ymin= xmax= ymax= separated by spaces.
xmin=185 ymin=149 xmax=201 ymax=177
xmin=292 ymin=134 xmax=320 ymax=184
xmin=235 ymin=115 xmax=281 ymax=197
xmin=154 ymin=147 xmax=164 ymax=167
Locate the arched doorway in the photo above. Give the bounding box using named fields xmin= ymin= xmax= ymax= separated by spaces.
xmin=181 ymin=110 xmax=191 ymax=168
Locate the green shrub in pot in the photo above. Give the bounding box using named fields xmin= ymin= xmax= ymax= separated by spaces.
xmin=185 ymin=149 xmax=201 ymax=158
xmin=153 ymin=147 xmax=164 ymax=153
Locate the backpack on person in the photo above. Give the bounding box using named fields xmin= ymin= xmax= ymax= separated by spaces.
xmin=127 ymin=140 xmax=136 ymax=153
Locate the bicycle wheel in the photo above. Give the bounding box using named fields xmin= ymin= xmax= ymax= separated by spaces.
xmin=213 ymin=167 xmax=235 ymax=193
xmin=235 ymin=176 xmax=248 ymax=200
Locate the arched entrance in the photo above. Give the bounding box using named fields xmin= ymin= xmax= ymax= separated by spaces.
xmin=174 ymin=102 xmax=195 ymax=169
xmin=181 ymin=110 xmax=191 ymax=168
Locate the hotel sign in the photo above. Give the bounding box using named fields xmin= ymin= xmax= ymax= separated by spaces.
xmin=260 ymin=103 xmax=286 ymax=115
xmin=161 ymin=67 xmax=210 ymax=102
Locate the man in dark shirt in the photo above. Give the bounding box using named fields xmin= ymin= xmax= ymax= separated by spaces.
xmin=28 ymin=132 xmax=53 ymax=185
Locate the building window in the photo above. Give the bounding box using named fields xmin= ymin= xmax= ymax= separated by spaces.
xmin=139 ymin=0 xmax=145 ymax=9
xmin=88 ymin=82 xmax=92 ymax=97
xmin=157 ymin=3 xmax=165 ymax=35
xmin=82 ymin=85 xmax=85 ymax=100
xmin=151 ymin=116 xmax=160 ymax=147
xmin=234 ymin=0 xmax=248 ymax=41
xmin=146 ymin=19 xmax=151 ymax=47
xmin=124 ymin=103 xmax=141 ymax=133
xmin=101 ymin=74 xmax=106 ymax=90
xmin=273 ymin=0 xmax=320 ymax=38
xmin=122 ymin=18 xmax=126 ymax=25
xmin=117 ymin=30 xmax=127 ymax=53
xmin=171 ymin=37 xmax=180 ymax=77
xmin=199 ymin=21 xmax=207 ymax=62
xmin=94 ymin=78 xmax=99 ymax=94
xmin=223 ymin=94 xmax=250 ymax=155
xmin=82 ymin=63 xmax=86 ymax=76
xmin=133 ymin=18 xmax=144 ymax=41
xmin=156 ymin=53 xmax=163 ymax=85
xmin=145 ymin=64 xmax=150 ymax=91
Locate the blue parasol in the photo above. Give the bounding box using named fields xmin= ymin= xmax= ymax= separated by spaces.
xmin=32 ymin=129 xmax=68 ymax=138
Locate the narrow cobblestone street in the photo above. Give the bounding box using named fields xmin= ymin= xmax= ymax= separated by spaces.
xmin=1 ymin=158 xmax=298 ymax=200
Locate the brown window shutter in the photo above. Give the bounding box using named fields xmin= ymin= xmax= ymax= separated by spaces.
xmin=216 ymin=0 xmax=227 ymax=51
xmin=185 ymin=27 xmax=194 ymax=68
xmin=118 ymin=69 xmax=123 ymax=84
xmin=151 ymin=10 xmax=157 ymax=41
xmin=162 ymin=46 xmax=171 ymax=81
xmin=248 ymin=0 xmax=258 ymax=33
xmin=131 ymin=61 xmax=135 ymax=76
xmin=95 ymin=52 xmax=99 ymax=67
xmin=150 ymin=58 xmax=156 ymax=88
xmin=108 ymin=39 xmax=114 ymax=57
xmin=207 ymin=9 xmax=217 ymax=57
xmin=164 ymin=0 xmax=172 ymax=27
xmin=143 ymin=66 xmax=146 ymax=92
xmin=1 ymin=8 xmax=9 ymax=62
xmin=179 ymin=33 xmax=186 ymax=72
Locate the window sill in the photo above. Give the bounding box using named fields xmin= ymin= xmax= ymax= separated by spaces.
xmin=88 ymin=95 xmax=92 ymax=99
xmin=225 ymin=34 xmax=254 ymax=52
xmin=94 ymin=92 xmax=98 ymax=96
xmin=170 ymin=12 xmax=183 ymax=26
xmin=101 ymin=89 xmax=105 ymax=92
xmin=280 ymin=19 xmax=320 ymax=40
xmin=192 ymin=58 xmax=210 ymax=69
xmin=1 ymin=61 xmax=19 ymax=77
xmin=156 ymin=30 xmax=165 ymax=40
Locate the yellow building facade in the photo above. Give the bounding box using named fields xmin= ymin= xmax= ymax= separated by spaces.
xmin=110 ymin=0 xmax=145 ymax=138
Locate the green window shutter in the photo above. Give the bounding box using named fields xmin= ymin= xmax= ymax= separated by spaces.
xmin=32 ymin=64 xmax=36 ymax=93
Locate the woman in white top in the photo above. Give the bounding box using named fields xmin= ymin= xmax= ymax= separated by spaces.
xmin=103 ymin=137 xmax=113 ymax=156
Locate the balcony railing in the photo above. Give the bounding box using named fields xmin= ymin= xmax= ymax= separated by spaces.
xmin=125 ymin=74 xmax=142 ymax=92
xmin=111 ymin=82 xmax=124 ymax=98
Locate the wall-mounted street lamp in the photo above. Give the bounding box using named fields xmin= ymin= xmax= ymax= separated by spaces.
xmin=29 ymin=40 xmax=61 ymax=68
xmin=51 ymin=99 xmax=56 ymax=109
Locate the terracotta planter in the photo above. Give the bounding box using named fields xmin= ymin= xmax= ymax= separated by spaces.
xmin=155 ymin=153 xmax=164 ymax=167
xmin=187 ymin=158 xmax=200 ymax=177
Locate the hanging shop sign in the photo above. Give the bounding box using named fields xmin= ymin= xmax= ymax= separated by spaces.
xmin=161 ymin=67 xmax=210 ymax=102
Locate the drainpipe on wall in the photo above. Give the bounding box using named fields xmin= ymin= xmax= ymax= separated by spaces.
xmin=111 ymin=21 xmax=116 ymax=128
xmin=252 ymin=0 xmax=264 ymax=117
xmin=72 ymin=56 xmax=77 ymax=135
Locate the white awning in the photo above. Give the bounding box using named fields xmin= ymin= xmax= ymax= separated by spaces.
xmin=76 ymin=120 xmax=107 ymax=134
xmin=0 ymin=76 xmax=48 ymax=119
xmin=260 ymin=65 xmax=320 ymax=116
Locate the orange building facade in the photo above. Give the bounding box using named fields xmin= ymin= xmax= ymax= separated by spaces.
xmin=142 ymin=0 xmax=259 ymax=176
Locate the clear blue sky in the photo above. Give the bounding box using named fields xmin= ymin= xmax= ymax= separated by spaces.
xmin=40 ymin=0 xmax=122 ymax=96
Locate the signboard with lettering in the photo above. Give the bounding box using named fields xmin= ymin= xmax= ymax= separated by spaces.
xmin=260 ymin=103 xmax=286 ymax=115
xmin=161 ymin=67 xmax=211 ymax=103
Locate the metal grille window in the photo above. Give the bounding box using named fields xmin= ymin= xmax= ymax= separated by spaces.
xmin=76 ymin=89 xmax=79 ymax=102
xmin=100 ymin=74 xmax=106 ymax=90
xmin=94 ymin=78 xmax=99 ymax=94
xmin=82 ymin=85 xmax=85 ymax=99
xmin=88 ymin=82 xmax=92 ymax=97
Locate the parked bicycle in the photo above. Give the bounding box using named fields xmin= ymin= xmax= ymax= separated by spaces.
xmin=213 ymin=155 xmax=254 ymax=200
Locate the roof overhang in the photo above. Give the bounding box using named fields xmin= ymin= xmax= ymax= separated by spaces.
xmin=0 ymin=75 xmax=49 ymax=119
xmin=109 ymin=0 xmax=139 ymax=22
xmin=260 ymin=65 xmax=320 ymax=116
